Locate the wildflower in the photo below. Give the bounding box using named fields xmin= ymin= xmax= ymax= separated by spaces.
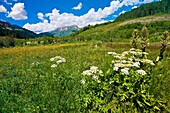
xmin=90 ymin=66 xmax=98 ymax=73
xmin=137 ymin=69 xmax=147 ymax=75
xmin=141 ymin=59 xmax=155 ymax=65
xmin=61 ymin=58 xmax=66 ymax=62
xmin=129 ymin=51 xmax=137 ymax=55
xmin=92 ymin=75 xmax=98 ymax=81
xmin=51 ymin=64 xmax=57 ymax=68
xmin=122 ymin=51 xmax=129 ymax=56
xmin=108 ymin=52 xmax=117 ymax=55
xmin=113 ymin=66 xmax=119 ymax=71
xmin=130 ymin=48 xmax=136 ymax=51
xmin=56 ymin=60 xmax=63 ymax=64
xmin=82 ymin=70 xmax=92 ymax=76
xmin=50 ymin=58 xmax=55 ymax=61
xmin=156 ymin=56 xmax=160 ymax=62
xmin=80 ymin=79 xmax=86 ymax=84
xmin=128 ymin=58 xmax=133 ymax=61
xmin=121 ymin=68 xmax=129 ymax=75
xmin=114 ymin=55 xmax=121 ymax=59
xmin=99 ymin=70 xmax=104 ymax=76
xmin=132 ymin=62 xmax=140 ymax=68
xmin=142 ymin=52 xmax=148 ymax=55
xmin=121 ymin=60 xmax=127 ymax=63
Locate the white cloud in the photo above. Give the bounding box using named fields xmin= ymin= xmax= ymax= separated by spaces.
xmin=119 ymin=10 xmax=126 ymax=15
xmin=37 ymin=13 xmax=44 ymax=20
xmin=0 ymin=5 xmax=7 ymax=13
xmin=7 ymin=3 xmax=27 ymax=20
xmin=143 ymin=0 xmax=154 ymax=3
xmin=23 ymin=0 xmax=152 ymax=33
xmin=121 ymin=0 xmax=141 ymax=6
xmin=4 ymin=0 xmax=12 ymax=5
xmin=24 ymin=0 xmax=122 ymax=33
xmin=72 ymin=2 xmax=82 ymax=10
xmin=132 ymin=6 xmax=138 ymax=9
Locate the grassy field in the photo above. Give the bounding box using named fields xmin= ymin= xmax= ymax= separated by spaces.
xmin=0 ymin=41 xmax=170 ymax=112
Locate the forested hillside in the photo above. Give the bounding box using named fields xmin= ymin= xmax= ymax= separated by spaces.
xmin=115 ymin=0 xmax=170 ymax=21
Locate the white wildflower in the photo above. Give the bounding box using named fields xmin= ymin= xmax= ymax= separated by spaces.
xmin=121 ymin=60 xmax=127 ymax=63
xmin=99 ymin=70 xmax=104 ymax=76
xmin=50 ymin=58 xmax=55 ymax=61
xmin=80 ymin=79 xmax=86 ymax=84
xmin=51 ymin=64 xmax=57 ymax=68
xmin=32 ymin=62 xmax=40 ymax=65
xmin=142 ymin=52 xmax=148 ymax=55
xmin=122 ymin=51 xmax=129 ymax=56
xmin=114 ymin=55 xmax=121 ymax=59
xmin=92 ymin=75 xmax=98 ymax=81
xmin=129 ymin=51 xmax=137 ymax=55
xmin=121 ymin=68 xmax=129 ymax=75
xmin=156 ymin=56 xmax=160 ymax=62
xmin=90 ymin=66 xmax=98 ymax=73
xmin=141 ymin=59 xmax=155 ymax=65
xmin=128 ymin=58 xmax=133 ymax=61
xmin=56 ymin=60 xmax=63 ymax=64
xmin=113 ymin=66 xmax=119 ymax=71
xmin=82 ymin=70 xmax=92 ymax=76
xmin=61 ymin=58 xmax=66 ymax=62
xmin=114 ymin=63 xmax=123 ymax=68
xmin=108 ymin=52 xmax=117 ymax=55
xmin=132 ymin=62 xmax=140 ymax=68
xmin=137 ymin=69 xmax=147 ymax=75
xmin=130 ymin=48 xmax=136 ymax=51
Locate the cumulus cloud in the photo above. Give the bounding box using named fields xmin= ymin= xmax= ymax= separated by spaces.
xmin=24 ymin=0 xmax=122 ymax=33
xmin=72 ymin=2 xmax=82 ymax=10
xmin=132 ymin=6 xmax=138 ymax=9
xmin=4 ymin=0 xmax=12 ymax=5
xmin=0 ymin=5 xmax=7 ymax=13
xmin=37 ymin=13 xmax=44 ymax=20
xmin=7 ymin=3 xmax=27 ymax=20
xmin=23 ymin=0 xmax=153 ymax=33
xmin=143 ymin=0 xmax=154 ymax=3
xmin=119 ymin=10 xmax=126 ymax=15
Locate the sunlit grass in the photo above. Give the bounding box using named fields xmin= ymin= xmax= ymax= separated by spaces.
xmin=0 ymin=41 xmax=170 ymax=112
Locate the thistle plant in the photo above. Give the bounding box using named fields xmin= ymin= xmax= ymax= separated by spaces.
xmin=158 ymin=31 xmax=169 ymax=61
xmin=140 ymin=26 xmax=149 ymax=52
xmin=131 ymin=29 xmax=139 ymax=49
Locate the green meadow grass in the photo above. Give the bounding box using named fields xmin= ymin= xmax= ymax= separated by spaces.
xmin=0 ymin=41 xmax=170 ymax=112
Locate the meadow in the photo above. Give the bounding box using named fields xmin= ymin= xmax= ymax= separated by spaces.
xmin=0 ymin=40 xmax=170 ymax=112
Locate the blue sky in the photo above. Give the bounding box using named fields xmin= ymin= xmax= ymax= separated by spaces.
xmin=0 ymin=0 xmax=158 ymax=33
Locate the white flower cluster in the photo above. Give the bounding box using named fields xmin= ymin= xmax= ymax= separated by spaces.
xmin=109 ymin=48 xmax=154 ymax=75
xmin=50 ymin=56 xmax=66 ymax=68
xmin=81 ymin=66 xmax=103 ymax=84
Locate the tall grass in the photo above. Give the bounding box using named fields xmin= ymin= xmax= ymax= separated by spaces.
xmin=0 ymin=41 xmax=170 ymax=112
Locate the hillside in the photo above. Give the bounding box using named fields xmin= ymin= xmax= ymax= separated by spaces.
xmin=68 ymin=14 xmax=170 ymax=42
xmin=0 ymin=21 xmax=38 ymax=39
xmin=39 ymin=25 xmax=80 ymax=37
xmin=115 ymin=0 xmax=170 ymax=21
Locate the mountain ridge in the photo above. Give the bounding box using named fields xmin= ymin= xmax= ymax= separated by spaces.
xmin=38 ymin=25 xmax=80 ymax=37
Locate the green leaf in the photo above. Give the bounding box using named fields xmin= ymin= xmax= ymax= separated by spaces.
xmin=144 ymin=100 xmax=151 ymax=106
xmin=137 ymin=100 xmax=143 ymax=107
xmin=153 ymin=106 xmax=160 ymax=111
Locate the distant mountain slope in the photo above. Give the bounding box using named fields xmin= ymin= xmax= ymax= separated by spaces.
xmin=68 ymin=14 xmax=170 ymax=42
xmin=0 ymin=21 xmax=38 ymax=39
xmin=39 ymin=25 xmax=80 ymax=37
xmin=115 ymin=0 xmax=170 ymax=21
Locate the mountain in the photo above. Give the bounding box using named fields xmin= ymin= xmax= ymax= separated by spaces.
xmin=67 ymin=14 xmax=170 ymax=42
xmin=39 ymin=25 xmax=80 ymax=37
xmin=0 ymin=21 xmax=38 ymax=39
xmin=115 ymin=0 xmax=170 ymax=21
